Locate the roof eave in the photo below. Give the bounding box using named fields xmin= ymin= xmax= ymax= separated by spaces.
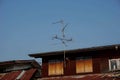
xmin=29 ymin=44 xmax=120 ymax=58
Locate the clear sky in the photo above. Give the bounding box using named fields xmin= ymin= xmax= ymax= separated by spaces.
xmin=0 ymin=0 xmax=120 ymax=62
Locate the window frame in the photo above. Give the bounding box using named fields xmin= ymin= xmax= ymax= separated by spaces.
xmin=48 ymin=59 xmax=64 ymax=76
xmin=76 ymin=56 xmax=93 ymax=73
xmin=109 ymin=58 xmax=120 ymax=71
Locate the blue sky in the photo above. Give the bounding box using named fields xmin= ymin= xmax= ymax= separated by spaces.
xmin=0 ymin=0 xmax=120 ymax=62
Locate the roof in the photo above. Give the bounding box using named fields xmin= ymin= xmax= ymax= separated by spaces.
xmin=38 ymin=73 xmax=120 ymax=80
xmin=29 ymin=44 xmax=120 ymax=58
xmin=0 ymin=68 xmax=37 ymax=80
xmin=0 ymin=60 xmax=40 ymax=68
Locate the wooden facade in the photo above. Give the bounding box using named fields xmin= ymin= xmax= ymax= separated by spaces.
xmin=29 ymin=44 xmax=120 ymax=77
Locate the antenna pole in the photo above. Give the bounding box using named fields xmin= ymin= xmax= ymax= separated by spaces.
xmin=63 ymin=44 xmax=66 ymax=67
xmin=52 ymin=20 xmax=72 ymax=67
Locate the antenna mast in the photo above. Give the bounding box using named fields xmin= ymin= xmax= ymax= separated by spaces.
xmin=52 ymin=20 xmax=72 ymax=67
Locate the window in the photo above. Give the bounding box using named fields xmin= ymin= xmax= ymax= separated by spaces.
xmin=48 ymin=59 xmax=63 ymax=75
xmin=109 ymin=58 xmax=120 ymax=71
xmin=76 ymin=57 xmax=93 ymax=73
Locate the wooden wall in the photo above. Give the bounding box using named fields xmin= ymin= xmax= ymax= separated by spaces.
xmin=64 ymin=57 xmax=76 ymax=76
xmin=41 ymin=49 xmax=120 ymax=77
xmin=41 ymin=58 xmax=48 ymax=77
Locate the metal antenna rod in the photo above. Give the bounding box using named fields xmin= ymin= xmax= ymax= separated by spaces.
xmin=52 ymin=20 xmax=72 ymax=67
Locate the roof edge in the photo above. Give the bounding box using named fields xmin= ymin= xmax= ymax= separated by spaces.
xmin=29 ymin=44 xmax=120 ymax=58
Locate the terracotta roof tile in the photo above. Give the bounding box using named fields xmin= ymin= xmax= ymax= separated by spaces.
xmin=1 ymin=71 xmax=21 ymax=80
xmin=39 ymin=73 xmax=120 ymax=80
xmin=20 ymin=69 xmax=37 ymax=80
xmin=0 ymin=74 xmax=5 ymax=79
xmin=0 ymin=69 xmax=37 ymax=80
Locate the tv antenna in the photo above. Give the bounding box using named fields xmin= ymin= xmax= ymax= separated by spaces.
xmin=52 ymin=20 xmax=72 ymax=67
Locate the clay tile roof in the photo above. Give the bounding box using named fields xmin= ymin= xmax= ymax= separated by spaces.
xmin=0 ymin=71 xmax=21 ymax=80
xmin=39 ymin=73 xmax=120 ymax=80
xmin=20 ymin=69 xmax=37 ymax=80
xmin=0 ymin=69 xmax=37 ymax=80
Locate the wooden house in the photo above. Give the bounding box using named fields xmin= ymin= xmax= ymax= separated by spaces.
xmin=29 ymin=44 xmax=120 ymax=78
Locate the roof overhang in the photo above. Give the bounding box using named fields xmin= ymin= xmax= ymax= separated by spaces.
xmin=0 ymin=60 xmax=41 ymax=68
xmin=29 ymin=44 xmax=120 ymax=58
